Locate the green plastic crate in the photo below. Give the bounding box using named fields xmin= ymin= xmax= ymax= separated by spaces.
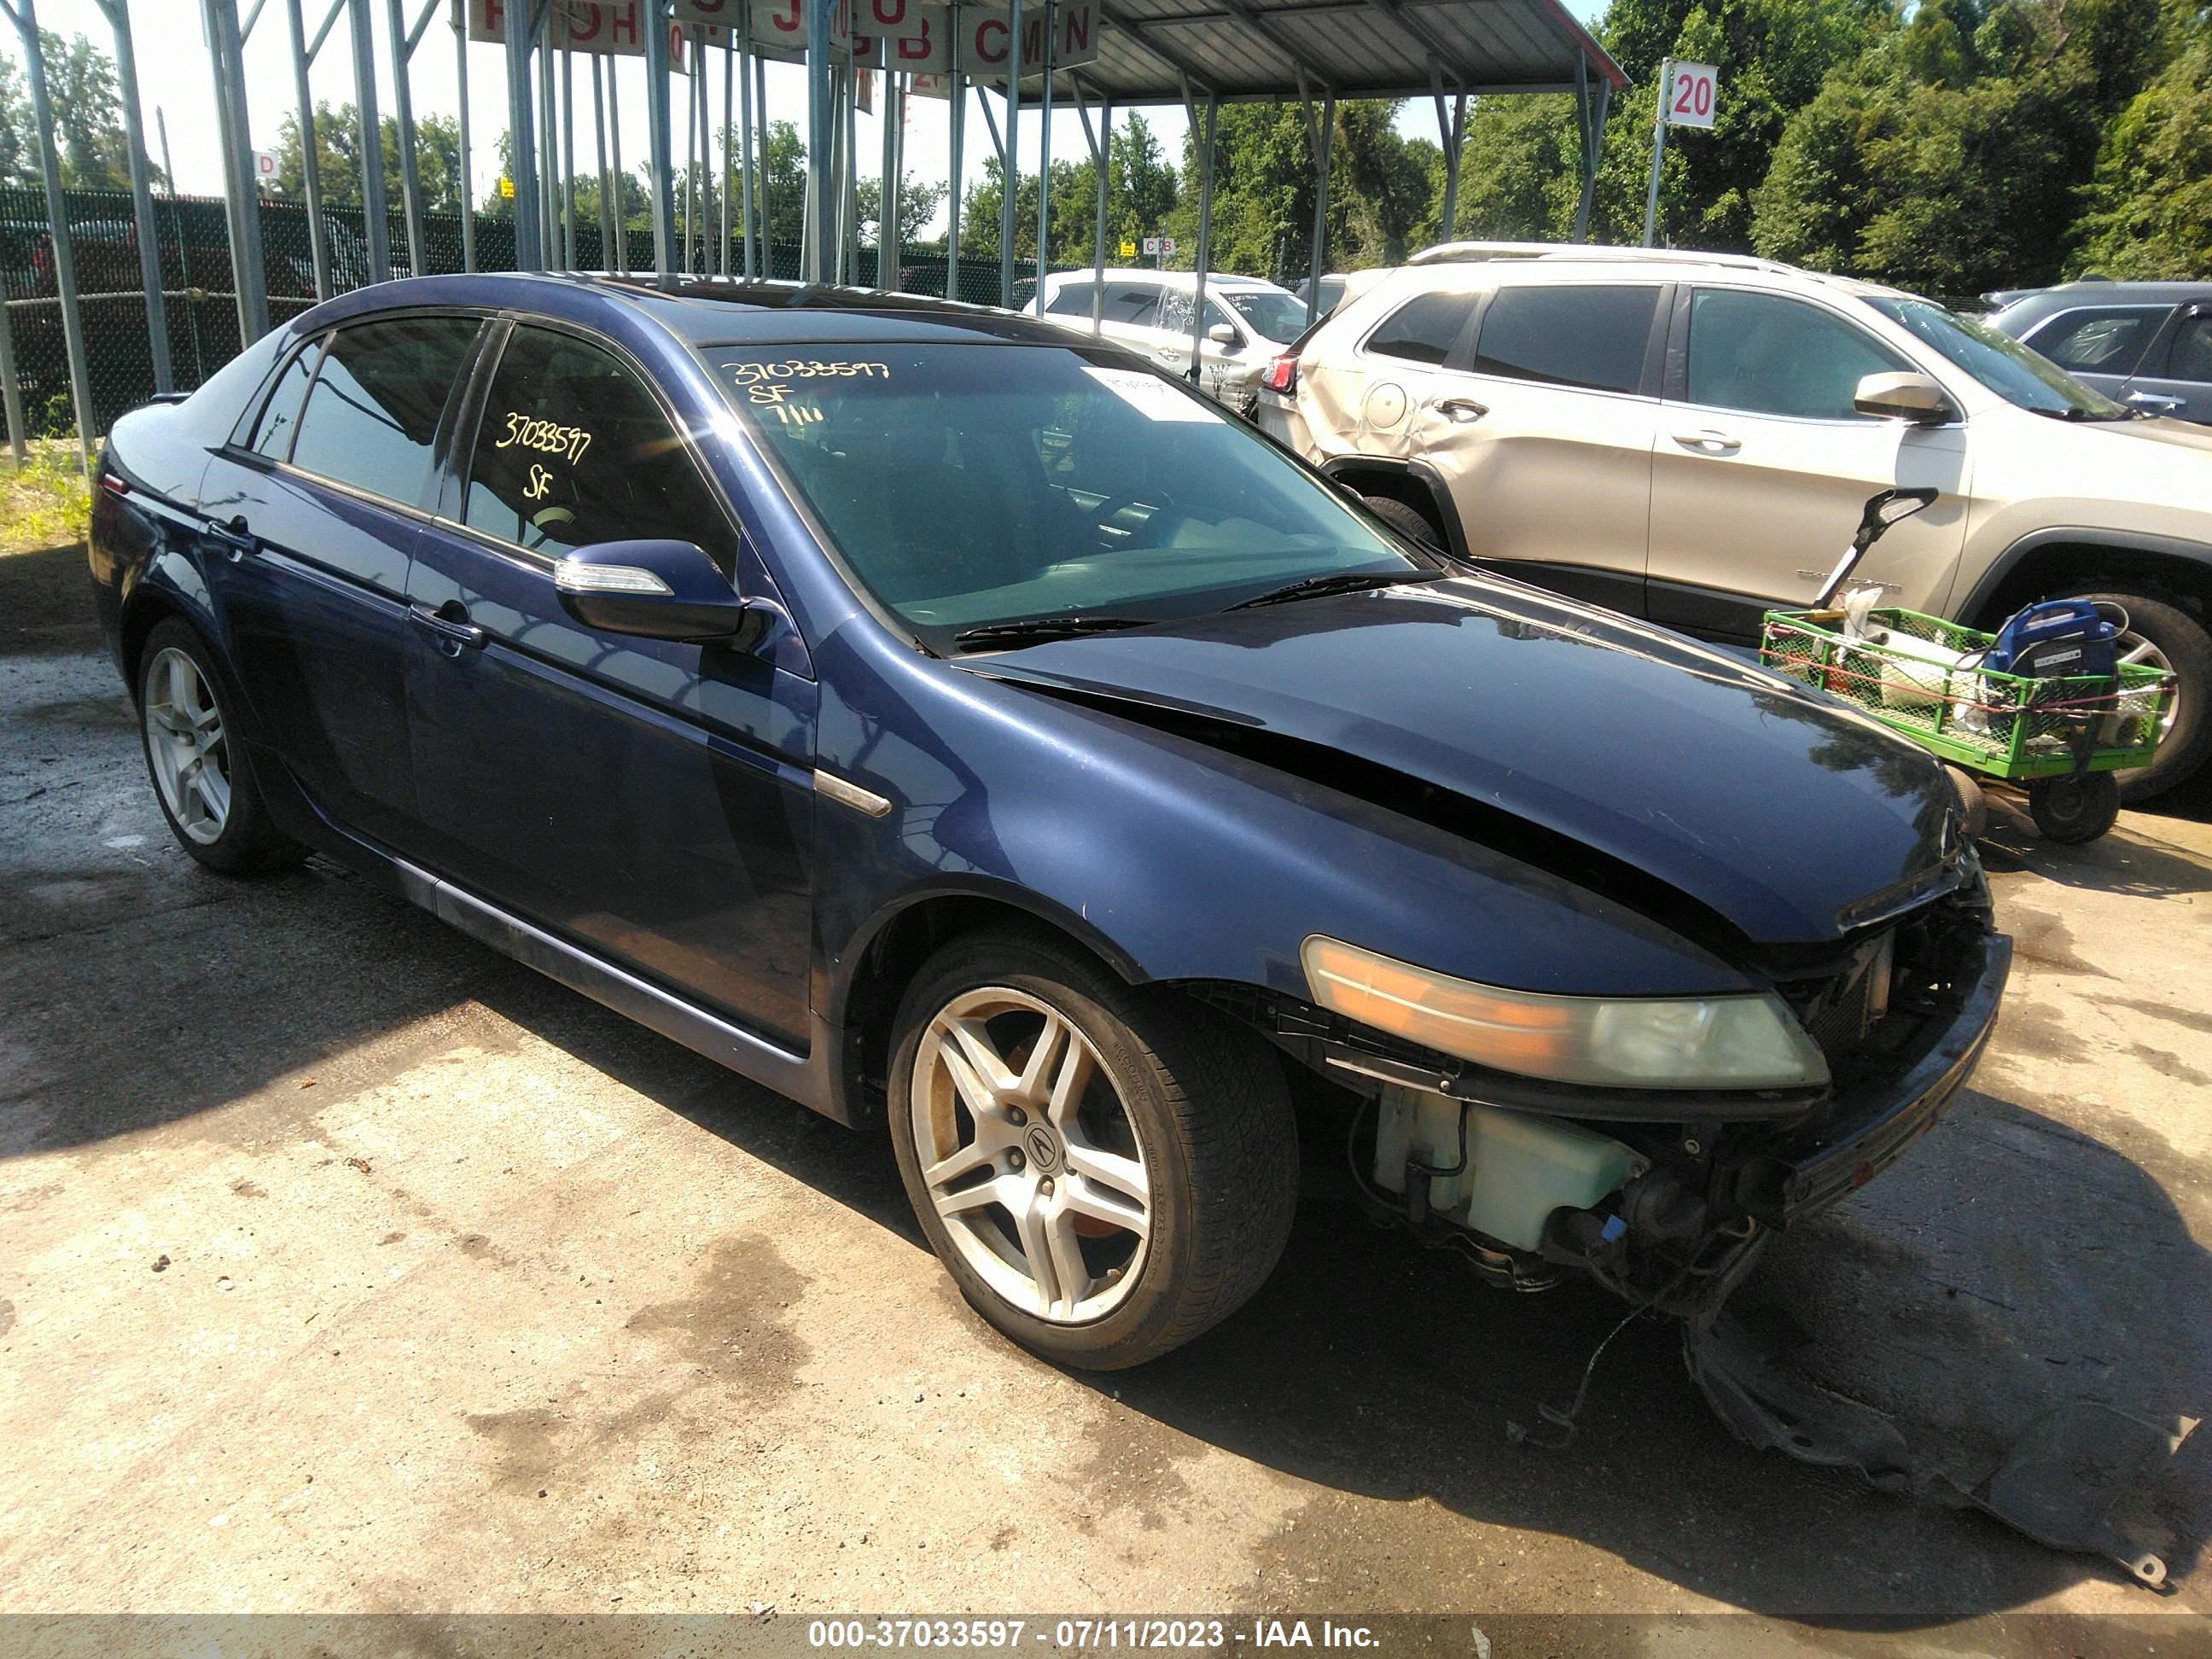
xmin=1759 ymin=606 xmax=2174 ymax=781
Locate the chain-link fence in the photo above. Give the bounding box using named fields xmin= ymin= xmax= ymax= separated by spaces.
xmin=0 ymin=186 xmax=1048 ymax=450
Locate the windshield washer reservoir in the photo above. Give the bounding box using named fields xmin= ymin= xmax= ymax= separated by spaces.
xmin=1375 ymin=1085 xmax=1641 ymax=1251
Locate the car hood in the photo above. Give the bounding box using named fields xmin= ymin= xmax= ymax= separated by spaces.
xmin=968 ymin=578 xmax=1965 ymax=948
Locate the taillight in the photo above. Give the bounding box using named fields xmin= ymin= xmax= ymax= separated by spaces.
xmin=1262 ymin=355 xmax=1298 ymax=394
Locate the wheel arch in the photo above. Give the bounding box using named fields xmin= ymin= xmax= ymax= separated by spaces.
xmin=829 ymin=882 xmax=1154 ymax=1127
xmin=1961 ymin=527 xmax=2212 ymax=629
xmin=1319 ymin=457 xmax=1469 ymax=562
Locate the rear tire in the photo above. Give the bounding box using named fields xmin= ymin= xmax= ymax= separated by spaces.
xmin=2058 ymin=590 xmax=2210 ymax=803
xmin=137 ymin=618 xmax=304 ymax=876
xmin=2028 ymin=771 xmax=2122 ymax=844
xmin=1360 ymin=493 xmax=1445 ymax=552
xmin=887 ymin=925 xmax=1299 ymax=1371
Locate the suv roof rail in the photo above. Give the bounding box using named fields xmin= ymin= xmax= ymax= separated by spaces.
xmin=1407 ymin=241 xmax=1801 ymax=276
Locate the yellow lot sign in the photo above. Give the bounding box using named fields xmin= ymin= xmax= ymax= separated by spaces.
xmin=498 ymin=176 xmax=515 ymax=200
xmin=1119 ymin=239 xmax=1136 ymax=258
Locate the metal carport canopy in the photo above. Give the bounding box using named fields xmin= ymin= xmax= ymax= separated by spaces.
xmin=1054 ymin=0 xmax=1627 ymax=103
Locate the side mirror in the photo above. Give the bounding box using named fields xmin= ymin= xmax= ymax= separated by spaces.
xmin=1854 ymin=370 xmax=1957 ymax=424
xmin=1208 ymin=322 xmax=1242 ymax=350
xmin=555 ymin=538 xmax=779 ymax=646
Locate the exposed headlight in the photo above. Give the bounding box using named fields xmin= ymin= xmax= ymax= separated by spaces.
xmin=1301 ymin=936 xmax=1830 ymax=1090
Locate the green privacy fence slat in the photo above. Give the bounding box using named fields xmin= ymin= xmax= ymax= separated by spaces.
xmin=0 ymin=186 xmax=1026 ymax=445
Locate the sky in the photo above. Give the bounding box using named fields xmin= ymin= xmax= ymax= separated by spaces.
xmin=9 ymin=0 xmax=1607 ymax=247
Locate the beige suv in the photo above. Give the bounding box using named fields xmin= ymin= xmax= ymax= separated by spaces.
xmin=1257 ymin=244 xmax=2212 ymax=799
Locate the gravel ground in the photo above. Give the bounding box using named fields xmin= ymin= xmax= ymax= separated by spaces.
xmin=2 ymin=540 xmax=2207 ymax=1646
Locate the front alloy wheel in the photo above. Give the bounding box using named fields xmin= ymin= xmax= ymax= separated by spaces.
xmin=888 ymin=927 xmax=1299 ymax=1370
xmin=911 ymin=987 xmax=1152 ymax=1322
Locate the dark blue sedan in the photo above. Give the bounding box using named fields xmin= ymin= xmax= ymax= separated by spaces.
xmin=90 ymin=274 xmax=2008 ymax=1369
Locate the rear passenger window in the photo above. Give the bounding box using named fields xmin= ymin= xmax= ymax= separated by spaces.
xmin=1045 ymin=280 xmax=1095 ymax=317
xmin=2032 ymin=307 xmax=2168 ymax=375
xmin=1366 ymin=292 xmax=1476 ymax=365
xmin=250 ymin=338 xmax=321 ymax=458
xmin=1104 ymin=284 xmax=1163 ymax=326
xmin=2165 ymin=313 xmax=2210 ymax=382
xmin=288 ymin=316 xmax=481 ymax=504
xmin=461 ymin=324 xmax=734 ymax=565
xmin=1472 ymin=285 xmax=1659 ymax=395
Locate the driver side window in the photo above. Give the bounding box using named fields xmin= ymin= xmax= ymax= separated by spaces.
xmin=463 ymin=324 xmax=734 ymax=566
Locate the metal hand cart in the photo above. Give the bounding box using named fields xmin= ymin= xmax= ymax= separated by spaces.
xmin=1758 ymin=491 xmax=2176 ymax=845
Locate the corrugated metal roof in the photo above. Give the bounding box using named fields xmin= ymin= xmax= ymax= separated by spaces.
xmin=1040 ymin=0 xmax=1625 ymax=106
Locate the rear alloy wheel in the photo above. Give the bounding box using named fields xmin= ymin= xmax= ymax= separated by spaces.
xmin=137 ymin=618 xmax=303 ymax=875
xmin=888 ymin=928 xmax=1299 ymax=1370
xmin=2060 ymin=591 xmax=2211 ymax=803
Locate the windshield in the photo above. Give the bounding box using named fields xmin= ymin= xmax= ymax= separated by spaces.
xmin=1866 ymin=296 xmax=2130 ymax=419
xmin=1218 ymin=288 xmax=1312 ymax=343
xmin=709 ymin=343 xmax=1429 ymax=653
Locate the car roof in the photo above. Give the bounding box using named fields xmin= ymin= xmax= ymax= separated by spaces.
xmin=1999 ymin=281 xmax=2211 ymax=317
xmin=1403 ymin=241 xmax=1912 ymax=301
xmin=1043 ymin=268 xmax=1286 ymax=293
xmin=287 ymin=271 xmax=1088 ymax=348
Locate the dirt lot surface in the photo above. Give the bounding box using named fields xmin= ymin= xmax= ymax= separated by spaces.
xmin=3 ymin=541 xmax=2208 ymax=1646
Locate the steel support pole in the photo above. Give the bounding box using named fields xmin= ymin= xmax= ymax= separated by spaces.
xmin=287 ymin=0 xmax=333 ymax=296
xmin=385 ymin=0 xmax=425 ymax=272
xmin=1642 ymin=58 xmax=1670 ymax=247
xmin=608 ymin=55 xmax=626 ymax=272
xmin=997 ymin=0 xmax=1020 ymax=309
xmin=592 ymin=55 xmax=614 ymax=269
xmin=945 ymin=55 xmax=963 ymax=300
xmin=11 ymin=0 xmax=91 ymax=465
xmin=95 ymin=0 xmax=173 ymax=393
xmin=1432 ymin=79 xmax=1464 ymax=243
xmin=802 ymin=0 xmax=835 ymax=280
xmin=719 ymin=37 xmax=732 ymax=276
xmin=1302 ymin=85 xmax=1332 ymax=329
xmin=454 ymin=4 xmax=475 ymax=269
xmin=699 ymin=30 xmax=713 ymax=271
xmin=0 ymin=292 xmax=24 ymax=466
xmin=843 ymin=64 xmax=859 ymax=282
xmin=201 ymin=0 xmax=271 ymax=345
xmin=538 ymin=36 xmax=559 ymax=265
xmin=737 ymin=12 xmax=755 ymax=276
xmin=753 ymin=50 xmax=769 ymax=273
xmin=682 ymin=28 xmax=699 ymax=272
xmin=1033 ymin=9 xmax=1051 ymax=314
xmin=1079 ymin=91 xmax=1109 ymax=335
xmin=348 ymin=0 xmax=392 ymax=282
xmin=1186 ymin=92 xmax=1214 ymax=387
xmin=1572 ymin=59 xmax=1610 ymax=244
xmin=644 ymin=0 xmax=678 ymax=273
xmin=505 ymin=0 xmax=541 ymax=267
xmin=566 ymin=46 xmax=584 ymax=266
xmin=878 ymin=67 xmax=896 ymax=290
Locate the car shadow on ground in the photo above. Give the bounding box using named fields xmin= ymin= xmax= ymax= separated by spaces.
xmin=480 ymin=966 xmax=2208 ymax=1622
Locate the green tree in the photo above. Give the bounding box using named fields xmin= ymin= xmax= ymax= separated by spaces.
xmin=271 ymin=102 xmax=466 ymax=215
xmin=2070 ymin=35 xmax=2212 ymax=276
xmin=857 ymin=171 xmax=948 ymax=247
xmin=0 ymin=32 xmax=147 ymax=190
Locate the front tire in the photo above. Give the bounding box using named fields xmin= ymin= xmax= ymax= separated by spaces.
xmin=137 ymin=617 xmax=303 ymax=876
xmin=888 ymin=926 xmax=1299 ymax=1370
xmin=2059 ymin=590 xmax=2210 ymax=803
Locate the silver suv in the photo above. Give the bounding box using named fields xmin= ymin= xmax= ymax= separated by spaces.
xmin=1257 ymin=243 xmax=2212 ymax=800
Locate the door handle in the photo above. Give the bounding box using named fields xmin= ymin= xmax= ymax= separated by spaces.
xmin=409 ymin=601 xmax=487 ymax=654
xmin=2127 ymin=391 xmax=2184 ymax=416
xmin=1435 ymin=398 xmax=1488 ymax=424
xmin=204 ymin=514 xmax=257 ymax=558
xmin=1672 ymin=428 xmax=1743 ymax=453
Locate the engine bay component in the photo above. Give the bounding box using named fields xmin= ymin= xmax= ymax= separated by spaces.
xmin=1371 ymin=1084 xmax=1644 ymax=1251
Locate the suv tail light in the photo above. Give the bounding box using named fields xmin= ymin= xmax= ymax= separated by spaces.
xmin=1261 ymin=354 xmax=1298 ymax=394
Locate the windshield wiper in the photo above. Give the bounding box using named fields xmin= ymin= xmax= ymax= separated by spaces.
xmin=954 ymin=615 xmax=1151 ymax=650
xmin=1226 ymin=570 xmax=1435 ymax=611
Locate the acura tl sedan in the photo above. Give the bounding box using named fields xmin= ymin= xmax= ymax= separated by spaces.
xmin=90 ymin=274 xmax=2010 ymax=1370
